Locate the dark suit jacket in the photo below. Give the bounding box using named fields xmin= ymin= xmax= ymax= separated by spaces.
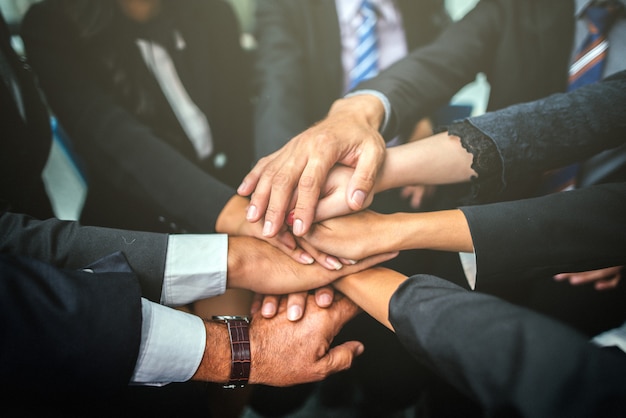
xmin=0 ymin=253 xmax=143 ymax=408
xmin=0 ymin=13 xmax=53 ymax=221
xmin=21 ymin=0 xmax=244 ymax=233
xmin=390 ymin=275 xmax=626 ymax=418
xmin=0 ymin=11 xmax=168 ymax=400
xmin=253 ymin=0 xmax=451 ymax=159
xmin=361 ymin=0 xmax=574 ymax=140
xmin=388 ymin=73 xmax=626 ymax=416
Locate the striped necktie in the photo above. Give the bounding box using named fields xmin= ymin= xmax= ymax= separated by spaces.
xmin=536 ymin=1 xmax=622 ymax=195
xmin=348 ymin=0 xmax=379 ymax=90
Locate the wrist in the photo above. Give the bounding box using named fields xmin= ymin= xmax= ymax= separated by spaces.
xmin=329 ymin=94 xmax=385 ymax=131
xmin=191 ymin=320 xmax=231 ymax=382
xmin=216 ymin=195 xmax=249 ymax=234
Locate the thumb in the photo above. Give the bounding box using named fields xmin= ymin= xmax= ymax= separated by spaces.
xmin=321 ymin=341 xmax=365 ymax=375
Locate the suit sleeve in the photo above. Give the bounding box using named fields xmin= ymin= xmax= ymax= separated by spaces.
xmin=464 ymin=71 xmax=626 ymax=191
xmin=460 ymin=183 xmax=626 ymax=287
xmin=20 ymin=3 xmax=235 ymax=233
xmin=358 ymin=0 xmax=505 ymax=138
xmin=0 ymin=211 xmax=168 ymax=301
xmin=389 ymin=275 xmax=626 ymax=417
xmin=0 ymin=253 xmax=142 ymax=399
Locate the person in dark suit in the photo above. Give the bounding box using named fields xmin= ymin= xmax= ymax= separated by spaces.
xmin=252 ymin=0 xmax=450 ymax=160
xmin=20 ymin=0 xmax=254 ymax=234
xmin=315 ymin=71 xmax=626 ymax=417
xmin=241 ymin=0 xmax=626 ymax=239
xmin=241 ymin=0 xmax=626 ymax=338
xmin=0 ymin=9 xmax=395 ymax=416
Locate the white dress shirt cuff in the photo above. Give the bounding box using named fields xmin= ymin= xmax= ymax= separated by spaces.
xmin=345 ymin=89 xmax=392 ymax=134
xmin=162 ymin=234 xmax=228 ymax=306
xmin=131 ymin=298 xmax=206 ymax=385
xmin=458 ymin=251 xmax=477 ymax=290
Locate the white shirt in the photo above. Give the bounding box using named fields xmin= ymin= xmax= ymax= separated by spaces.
xmin=131 ymin=234 xmax=228 ymax=385
xmin=335 ymin=0 xmax=408 ymax=93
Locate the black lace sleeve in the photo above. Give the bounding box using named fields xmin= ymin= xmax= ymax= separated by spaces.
xmin=445 ymin=120 xmax=504 ymax=202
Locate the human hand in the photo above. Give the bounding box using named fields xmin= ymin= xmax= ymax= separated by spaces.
xmin=249 ymin=293 xmax=363 ymax=386
xmin=238 ymin=94 xmax=387 ymax=238
xmin=251 ymin=286 xmax=335 ymax=321
xmin=302 ymin=210 xmax=395 ymax=261
xmin=554 ymin=266 xmax=623 ymax=291
xmin=216 ymin=195 xmax=340 ymax=269
xmin=313 ymin=164 xmax=376 ymax=222
xmin=226 ymin=236 xmax=398 ymax=295
xmin=400 ymin=184 xmax=436 ymax=209
xmin=191 ymin=293 xmax=362 ymax=386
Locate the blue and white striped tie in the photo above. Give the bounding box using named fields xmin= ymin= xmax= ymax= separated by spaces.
xmin=348 ymin=0 xmax=379 ymax=90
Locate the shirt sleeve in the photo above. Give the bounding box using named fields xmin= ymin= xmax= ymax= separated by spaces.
xmin=161 ymin=234 xmax=228 ymax=306
xmin=131 ymin=298 xmax=206 ymax=386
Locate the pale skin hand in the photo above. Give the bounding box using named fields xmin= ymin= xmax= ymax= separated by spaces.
xmin=554 ymin=266 xmax=623 ymax=291
xmin=314 ymin=132 xmax=476 ymax=221
xmin=303 ymin=209 xmax=474 ymax=262
xmin=216 ymin=195 xmax=344 ymax=270
xmin=237 ymin=94 xmax=387 ymax=238
xmin=192 ymin=294 xmax=365 ymax=386
xmin=225 ymin=236 xmax=398 ymax=295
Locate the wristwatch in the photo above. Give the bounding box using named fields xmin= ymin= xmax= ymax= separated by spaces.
xmin=211 ymin=315 xmax=251 ymax=389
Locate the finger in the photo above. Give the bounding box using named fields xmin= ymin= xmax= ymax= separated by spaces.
xmin=341 ymin=251 xmax=400 ymax=275
xmin=595 ymin=277 xmax=621 ymax=291
xmin=237 ymin=155 xmax=271 ymax=197
xmin=261 ymin=295 xmax=280 ymax=318
xmin=262 ymin=163 xmax=302 ymax=237
xmin=250 ymin=293 xmax=264 ymax=315
xmin=568 ymin=270 xmax=613 ymax=285
xmin=319 ymin=341 xmax=365 ymax=376
xmin=273 ymin=230 xmax=316 ymax=265
xmin=410 ymin=189 xmax=425 ymax=209
xmin=314 ymin=286 xmax=335 ymax=308
xmin=292 ymin=159 xmax=335 ymax=237
xmin=297 ymin=238 xmax=344 ymax=270
xmin=315 ymin=186 xmax=356 ymax=223
xmin=286 ymin=292 xmax=307 ymax=321
xmin=346 ymin=146 xmax=384 ymax=211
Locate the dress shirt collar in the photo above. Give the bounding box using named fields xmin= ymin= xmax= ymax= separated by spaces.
xmin=575 ymin=0 xmax=626 ymax=17
xmin=336 ymin=0 xmax=400 ymax=25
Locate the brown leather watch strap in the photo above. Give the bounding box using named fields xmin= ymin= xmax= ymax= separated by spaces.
xmin=212 ymin=316 xmax=250 ymax=388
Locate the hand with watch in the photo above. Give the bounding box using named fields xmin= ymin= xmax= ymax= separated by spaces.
xmin=192 ymin=293 xmax=364 ymax=387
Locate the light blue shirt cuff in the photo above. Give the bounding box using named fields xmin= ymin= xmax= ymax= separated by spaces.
xmin=162 ymin=234 xmax=228 ymax=306
xmin=344 ymin=89 xmax=392 ymax=134
xmin=131 ymin=298 xmax=206 ymax=385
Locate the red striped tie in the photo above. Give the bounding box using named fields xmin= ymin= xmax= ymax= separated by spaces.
xmin=536 ymin=2 xmax=622 ymax=195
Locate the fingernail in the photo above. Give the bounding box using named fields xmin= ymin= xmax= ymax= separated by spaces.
xmin=347 ymin=259 xmax=357 ymax=265
xmin=300 ymin=253 xmax=315 ymax=264
xmin=288 ymin=305 xmax=302 ymax=321
xmin=246 ymin=205 xmax=258 ymax=221
xmin=286 ymin=211 xmax=295 ymax=226
xmin=356 ymin=344 xmax=365 ymax=356
xmin=262 ymin=302 xmax=275 ymax=317
xmin=318 ymin=293 xmax=332 ymax=306
xmin=351 ymin=190 xmax=366 ymax=208
xmin=262 ymin=220 xmax=273 ymax=236
xmin=237 ymin=181 xmax=247 ymax=194
xmin=327 ymin=256 xmax=343 ymax=270
xmin=293 ymin=218 xmax=304 ymax=236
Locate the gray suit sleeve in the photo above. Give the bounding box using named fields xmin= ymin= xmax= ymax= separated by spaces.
xmin=0 ymin=211 xmax=168 ymax=301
